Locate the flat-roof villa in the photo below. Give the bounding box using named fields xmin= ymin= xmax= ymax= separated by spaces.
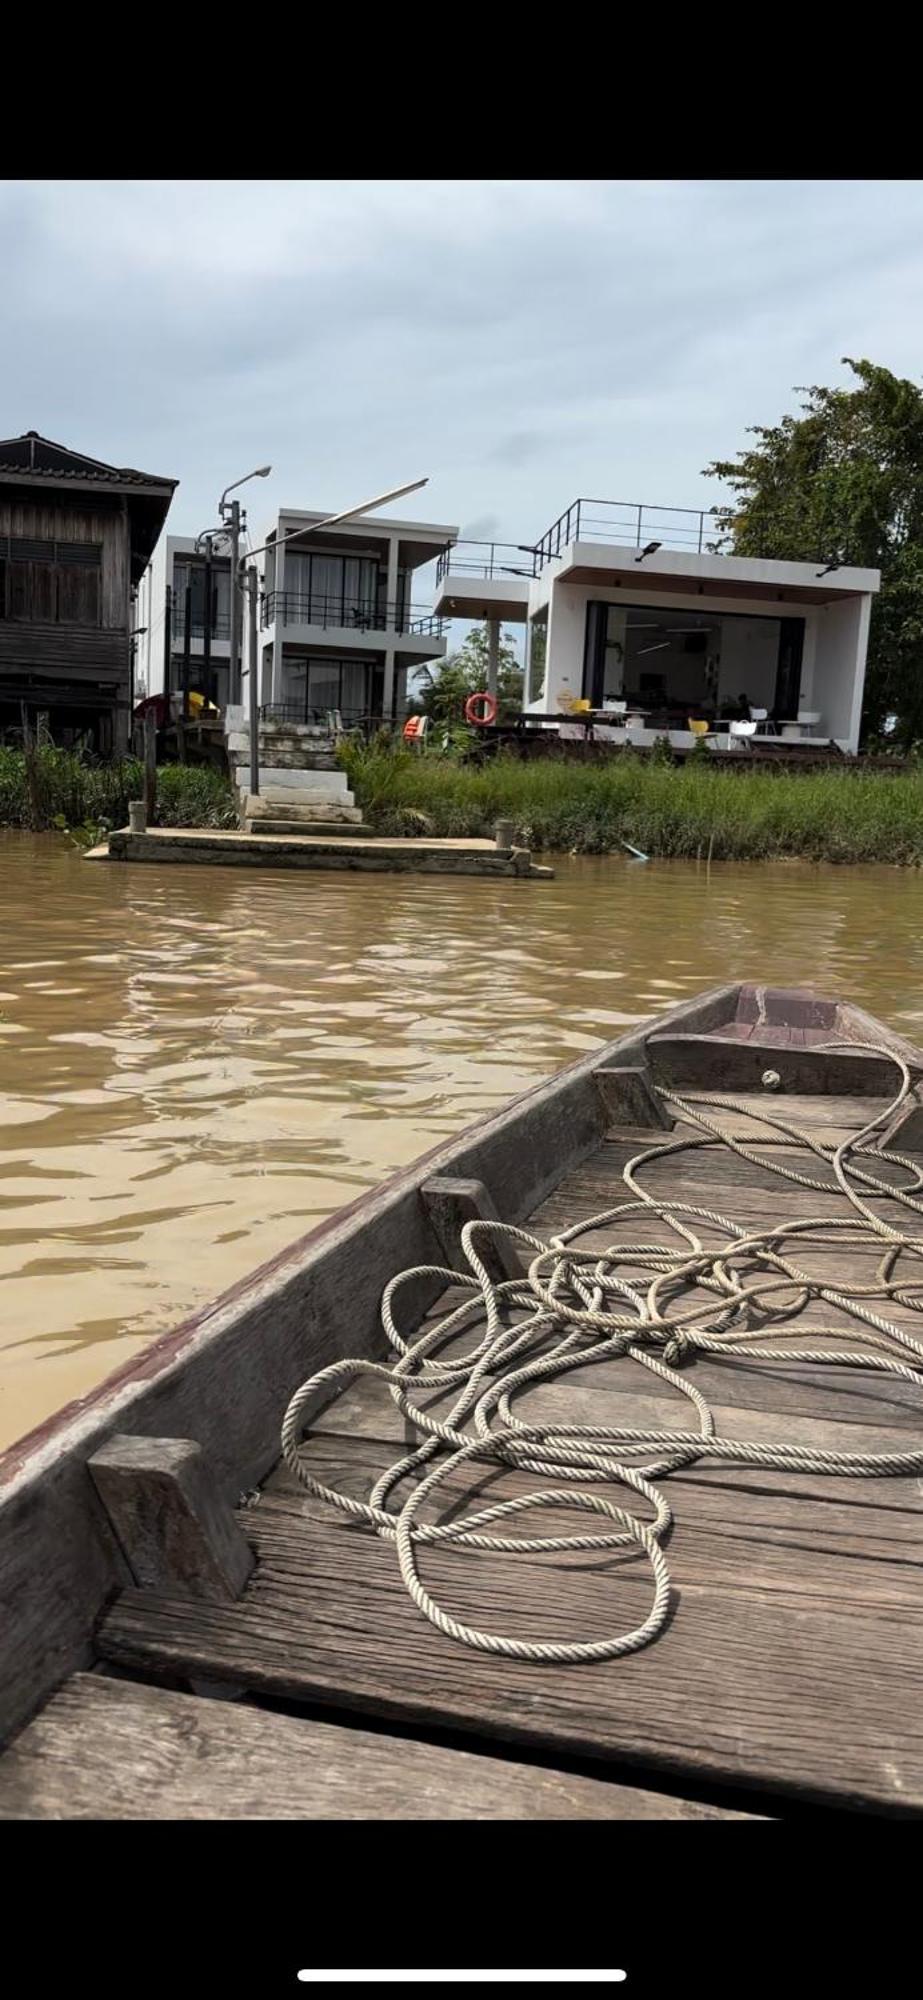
xmin=134 ymin=489 xmax=881 ymax=759
xmin=433 ymin=496 xmax=881 ymax=755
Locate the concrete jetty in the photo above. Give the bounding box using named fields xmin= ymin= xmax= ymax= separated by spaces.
xmin=90 ymin=827 xmax=554 ymax=879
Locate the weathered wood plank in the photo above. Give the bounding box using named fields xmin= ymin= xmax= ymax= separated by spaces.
xmin=593 ymin=1068 xmax=674 ymax=1131
xmin=87 ymin=1436 xmax=255 ymax=1600
xmin=420 ymin=1178 xmax=523 ymax=1282
xmin=0 ymin=1673 xmax=759 ymax=1820
xmin=267 ymin=1431 xmax=923 ymax=1574
xmin=97 ymin=1496 xmax=923 ymax=1812
xmin=647 ymin=1038 xmax=915 ymax=1097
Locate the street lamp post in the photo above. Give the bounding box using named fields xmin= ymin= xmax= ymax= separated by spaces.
xmin=219 ymin=466 xmax=272 ymax=706
xmin=241 ymin=476 xmax=429 ymax=810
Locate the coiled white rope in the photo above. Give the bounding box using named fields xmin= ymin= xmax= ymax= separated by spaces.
xmin=281 ymin=1041 xmax=923 ymax=1664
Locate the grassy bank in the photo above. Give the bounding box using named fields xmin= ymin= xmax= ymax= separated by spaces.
xmin=339 ymin=744 xmax=923 ymax=863
xmin=0 ymin=747 xmax=237 ymax=834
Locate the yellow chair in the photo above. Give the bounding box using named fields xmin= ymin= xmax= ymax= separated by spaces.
xmin=687 ymin=718 xmax=710 ymax=737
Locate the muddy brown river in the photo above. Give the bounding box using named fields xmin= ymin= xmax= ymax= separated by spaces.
xmin=1 ymin=829 xmax=921 ymax=1450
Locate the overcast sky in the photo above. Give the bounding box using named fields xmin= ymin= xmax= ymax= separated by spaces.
xmin=3 ymin=179 xmax=923 ymax=554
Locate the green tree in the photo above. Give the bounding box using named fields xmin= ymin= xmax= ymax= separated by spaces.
xmin=704 ymin=358 xmax=923 ymax=743
xmin=414 ymin=623 xmax=524 ymax=725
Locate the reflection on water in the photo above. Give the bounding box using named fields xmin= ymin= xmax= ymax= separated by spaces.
xmin=1 ymin=829 xmax=922 ymax=1449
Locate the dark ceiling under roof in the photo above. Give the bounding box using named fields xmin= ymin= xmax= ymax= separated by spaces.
xmin=0 ymin=431 xmax=178 ymax=582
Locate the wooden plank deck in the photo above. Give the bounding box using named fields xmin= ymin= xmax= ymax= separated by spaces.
xmin=92 ymin=1091 xmax=923 ymax=1817
xmin=0 ymin=1674 xmax=757 ymax=1820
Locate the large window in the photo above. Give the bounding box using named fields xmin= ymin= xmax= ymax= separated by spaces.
xmin=0 ymin=538 xmax=101 ymax=626
xmin=281 ymin=655 xmax=379 ymax=720
xmin=284 ymin=552 xmax=383 ymax=627
xmin=173 ymin=563 xmax=230 ymax=639
xmin=582 ymin=601 xmax=804 ymax=720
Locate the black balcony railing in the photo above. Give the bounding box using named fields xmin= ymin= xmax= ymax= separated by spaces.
xmin=176 ymin=612 xmax=231 ymax=641
xmin=258 ymin=703 xmax=400 ymax=738
xmin=532 ymin=498 xmax=726 ymax=569
xmin=260 ymin=592 xmax=445 ymax=638
xmin=435 ymin=502 xmax=736 ymax=588
xmin=435 ymin=542 xmax=536 ymax=585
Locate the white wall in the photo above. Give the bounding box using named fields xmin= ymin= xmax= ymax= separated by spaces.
xmin=811 ymin=595 xmax=870 ymax=751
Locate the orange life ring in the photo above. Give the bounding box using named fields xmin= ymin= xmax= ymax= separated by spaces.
xmin=464 ymin=690 xmax=498 ymax=727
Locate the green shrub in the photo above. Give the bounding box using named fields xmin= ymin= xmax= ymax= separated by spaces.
xmin=337 ymin=742 xmax=923 ymax=864
xmin=0 ymin=748 xmax=236 ymax=833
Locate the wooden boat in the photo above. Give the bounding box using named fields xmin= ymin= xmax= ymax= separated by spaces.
xmin=2 ymin=980 xmax=923 ymax=1821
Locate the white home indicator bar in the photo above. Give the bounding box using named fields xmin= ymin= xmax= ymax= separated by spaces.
xmin=296 ymin=1975 xmax=627 ymax=1986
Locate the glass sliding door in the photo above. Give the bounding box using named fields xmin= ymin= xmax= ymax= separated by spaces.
xmin=583 ymin=600 xmax=804 ymax=724
xmin=281 ymin=655 xmax=376 ymax=721
xmin=284 ymin=553 xmax=383 ymax=628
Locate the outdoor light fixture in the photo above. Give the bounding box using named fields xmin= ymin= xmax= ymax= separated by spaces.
xmin=635 ymin=541 xmax=662 ymax=563
xmin=219 ymin=465 xmax=273 ymax=515
xmin=816 ymin=562 xmax=841 ymax=577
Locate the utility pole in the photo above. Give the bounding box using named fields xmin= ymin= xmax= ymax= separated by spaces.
xmin=203 ymin=540 xmax=213 ymax=709
xmin=247 ymin=565 xmax=259 ymax=801
xmin=182 ymin=581 xmax=192 ymax=723
xmin=226 ymin=498 xmax=241 ymax=705
xmin=218 ymin=467 xmax=272 ymax=708
xmin=163 ymin=584 xmax=172 ymax=711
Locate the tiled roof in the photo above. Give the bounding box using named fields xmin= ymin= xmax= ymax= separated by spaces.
xmin=0 ymin=431 xmax=176 ymax=488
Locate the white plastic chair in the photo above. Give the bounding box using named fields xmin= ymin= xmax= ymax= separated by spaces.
xmin=750 ymin=707 xmax=777 ymax=735
xmin=797 ymin=711 xmax=821 ymax=735
xmin=729 ymin=720 xmax=757 ymax=751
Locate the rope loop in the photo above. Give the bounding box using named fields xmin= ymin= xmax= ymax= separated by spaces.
xmin=281 ymin=1037 xmax=923 ymax=1663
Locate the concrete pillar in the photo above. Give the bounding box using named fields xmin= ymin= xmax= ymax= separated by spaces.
xmin=385 ymin=533 xmax=400 ymax=632
xmin=487 ymin=619 xmax=499 ymax=698
xmin=382 ymin=648 xmax=396 ymax=721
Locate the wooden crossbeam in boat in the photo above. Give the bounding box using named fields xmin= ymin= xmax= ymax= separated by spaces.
xmin=646 ymin=1036 xmax=913 ymax=1097
xmin=87 ymin=1436 xmax=255 ymax=1602
xmin=878 ymin=1098 xmax=923 ymax=1153
xmin=592 ymin=1065 xmax=674 ymax=1130
xmin=420 ymin=1177 xmax=522 ymax=1281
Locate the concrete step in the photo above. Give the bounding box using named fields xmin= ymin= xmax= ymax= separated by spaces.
xmin=231 ymin=754 xmax=340 ymax=774
xmin=243 ymin=817 xmax=374 ymax=837
xmin=234 ymin=770 xmax=354 ymax=803
xmin=227 ymin=734 xmax=337 ymax=764
xmin=244 ymin=797 xmax=363 ymax=824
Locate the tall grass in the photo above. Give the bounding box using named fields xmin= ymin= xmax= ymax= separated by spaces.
xmin=0 ymin=748 xmax=237 ymax=832
xmin=338 ymin=743 xmax=923 ymax=864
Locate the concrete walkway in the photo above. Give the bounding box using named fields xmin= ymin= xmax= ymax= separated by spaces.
xmin=89 ymin=827 xmax=554 ymax=880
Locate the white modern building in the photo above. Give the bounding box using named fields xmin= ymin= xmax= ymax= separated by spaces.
xmin=244 ymin=506 xmax=458 ymax=725
xmin=434 ymin=498 xmax=881 ymax=754
xmin=134 ymin=535 xmax=232 ymax=710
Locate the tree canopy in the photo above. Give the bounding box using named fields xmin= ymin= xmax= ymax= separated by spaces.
xmin=704 ymin=358 xmax=923 ymax=743
xmin=413 ymin=623 xmax=524 ymax=725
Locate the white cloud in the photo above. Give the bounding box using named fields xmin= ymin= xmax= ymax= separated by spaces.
xmin=1 ymin=179 xmax=921 ymax=548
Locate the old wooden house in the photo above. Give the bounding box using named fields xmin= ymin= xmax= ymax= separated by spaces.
xmin=0 ymin=432 xmax=177 ymax=753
